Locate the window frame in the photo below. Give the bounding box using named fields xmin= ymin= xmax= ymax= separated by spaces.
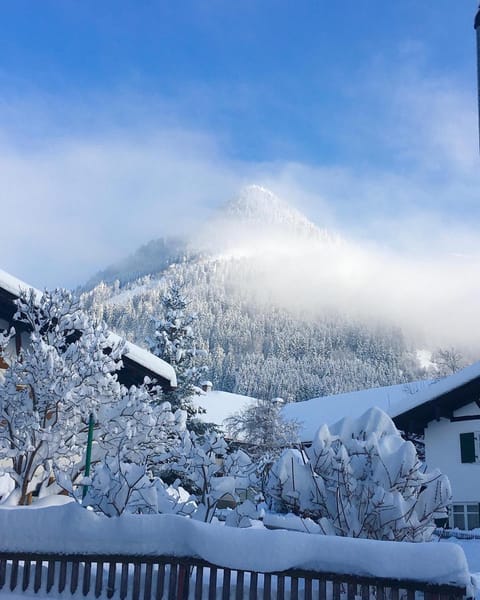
xmin=459 ymin=431 xmax=480 ymax=463
xmin=450 ymin=503 xmax=480 ymax=530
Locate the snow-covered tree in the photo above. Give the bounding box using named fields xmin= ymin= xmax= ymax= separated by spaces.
xmin=96 ymin=389 xmax=186 ymax=468
xmin=431 ymin=347 xmax=465 ymax=377
xmin=147 ymin=283 xmax=207 ymax=415
xmin=264 ymin=408 xmax=451 ymax=542
xmin=225 ymin=398 xmax=300 ymax=459
xmin=0 ymin=288 xmax=124 ymax=505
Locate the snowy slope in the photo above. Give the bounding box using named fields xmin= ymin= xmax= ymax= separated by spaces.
xmin=217 ymin=185 xmax=330 ymax=241
xmin=83 ymin=184 xmax=472 ymax=401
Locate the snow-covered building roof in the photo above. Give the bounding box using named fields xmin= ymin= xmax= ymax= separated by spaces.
xmin=0 ymin=268 xmax=176 ymax=389
xmin=282 ymin=363 xmax=480 ymax=441
xmin=281 ymin=381 xmax=432 ymax=443
xmin=191 ymin=390 xmax=257 ymax=428
xmin=390 ymin=361 xmax=480 ymax=435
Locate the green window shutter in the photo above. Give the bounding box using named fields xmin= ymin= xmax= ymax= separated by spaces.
xmin=460 ymin=432 xmax=476 ymax=463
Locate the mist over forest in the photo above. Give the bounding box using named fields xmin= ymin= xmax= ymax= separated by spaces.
xmin=81 ymin=186 xmax=479 ymax=401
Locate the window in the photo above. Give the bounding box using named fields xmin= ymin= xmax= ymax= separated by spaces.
xmin=459 ymin=432 xmax=480 ymax=463
xmin=451 ymin=504 xmax=480 ymax=530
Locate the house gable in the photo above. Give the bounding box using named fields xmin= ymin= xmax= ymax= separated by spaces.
xmin=391 ymin=363 xmax=480 ymax=435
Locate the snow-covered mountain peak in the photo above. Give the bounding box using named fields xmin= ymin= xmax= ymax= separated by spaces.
xmin=219 ymin=184 xmax=327 ymax=241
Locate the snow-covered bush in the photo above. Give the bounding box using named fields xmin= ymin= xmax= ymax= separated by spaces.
xmin=0 ymin=289 xmax=124 ymax=505
xmin=96 ymin=391 xmax=186 ymax=468
xmin=265 ymin=408 xmax=451 ymax=541
xmin=81 ymin=393 xmax=190 ymax=516
xmin=154 ymin=479 xmax=197 ymax=516
xmin=169 ymin=431 xmax=255 ymax=522
xmin=82 ymin=458 xmax=198 ymax=518
xmin=83 ymin=459 xmax=157 ymax=517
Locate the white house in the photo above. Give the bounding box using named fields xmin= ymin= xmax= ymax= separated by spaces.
xmin=0 ymin=268 xmax=177 ymax=391
xmin=390 ymin=362 xmax=480 ymax=530
xmin=282 ymin=364 xmax=480 ymax=530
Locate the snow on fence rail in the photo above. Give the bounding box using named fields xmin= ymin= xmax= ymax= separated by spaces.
xmin=0 ymin=551 xmax=468 ymax=599
xmin=435 ymin=528 xmax=480 ymax=541
xmin=0 ymin=504 xmax=473 ymax=598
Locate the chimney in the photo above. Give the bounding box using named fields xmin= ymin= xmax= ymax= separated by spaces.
xmin=201 ymin=380 xmax=213 ymax=393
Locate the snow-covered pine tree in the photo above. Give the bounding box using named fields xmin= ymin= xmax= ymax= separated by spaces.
xmin=147 ymin=282 xmax=207 ymax=417
xmin=0 ymin=288 xmax=124 ymax=505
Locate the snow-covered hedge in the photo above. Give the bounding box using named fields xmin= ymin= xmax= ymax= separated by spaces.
xmin=265 ymin=408 xmax=451 ymax=541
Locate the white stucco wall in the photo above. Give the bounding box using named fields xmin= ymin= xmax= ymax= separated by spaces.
xmin=425 ymin=401 xmax=480 ymax=503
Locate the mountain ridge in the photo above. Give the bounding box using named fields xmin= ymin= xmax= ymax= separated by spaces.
xmin=218 ymin=185 xmax=327 ymax=240
xmin=81 ymin=185 xmax=478 ymax=401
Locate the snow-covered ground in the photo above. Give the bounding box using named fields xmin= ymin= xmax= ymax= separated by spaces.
xmin=440 ymin=536 xmax=480 ymax=596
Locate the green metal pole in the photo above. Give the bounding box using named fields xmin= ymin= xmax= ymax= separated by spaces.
xmin=82 ymin=413 xmax=95 ymax=500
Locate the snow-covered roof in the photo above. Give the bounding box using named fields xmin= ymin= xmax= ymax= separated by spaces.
xmin=285 ymin=362 xmax=480 ymax=443
xmin=281 ymin=381 xmax=432 ymax=443
xmin=109 ymin=332 xmax=176 ymax=387
xmin=0 ymin=268 xmax=176 ymax=387
xmin=389 ymin=361 xmax=480 ymax=435
xmin=0 ymin=269 xmax=42 ymax=299
xmin=389 ymin=362 xmax=480 ymax=419
xmin=191 ymin=390 xmax=257 ymax=428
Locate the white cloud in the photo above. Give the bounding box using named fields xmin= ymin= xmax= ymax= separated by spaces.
xmin=0 ymin=63 xmax=478 ymax=349
xmin=0 ymin=130 xmax=246 ymax=288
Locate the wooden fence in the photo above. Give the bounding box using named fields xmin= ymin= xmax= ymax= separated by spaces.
xmin=0 ymin=551 xmax=467 ymax=599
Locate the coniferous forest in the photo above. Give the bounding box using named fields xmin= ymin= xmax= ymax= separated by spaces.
xmin=82 ymin=256 xmax=425 ymax=402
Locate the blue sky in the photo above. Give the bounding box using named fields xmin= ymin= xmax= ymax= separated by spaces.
xmin=0 ymin=1 xmax=479 ymax=288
